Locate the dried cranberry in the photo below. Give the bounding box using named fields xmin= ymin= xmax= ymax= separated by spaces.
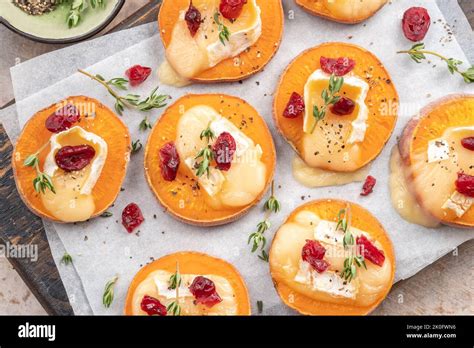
xmin=301 ymin=240 xmax=329 ymax=273
xmin=125 ymin=65 xmax=152 ymax=86
xmin=402 ymin=7 xmax=431 ymax=42
xmin=455 ymin=172 xmax=474 ymax=198
xmin=122 ymin=203 xmax=145 ymax=233
xmin=185 ymin=1 xmax=201 ymax=37
xmin=212 ymin=132 xmax=236 ymax=171
xmin=141 ymin=295 xmax=167 ymax=316
xmin=189 ymin=276 xmax=223 ymax=308
xmin=159 ymin=142 xmax=180 ymax=181
xmin=361 ymin=175 xmax=377 ymax=196
xmin=356 ymin=235 xmax=385 ymax=267
xmin=55 ymin=145 xmax=95 ymax=172
xmin=45 ymin=104 xmax=80 ymax=133
xmin=283 ymin=92 xmax=305 ymax=118
xmin=219 ymin=0 xmax=247 ymax=20
xmin=320 ymin=56 xmax=356 ymax=76
xmin=461 ymin=137 xmax=474 ymax=151
xmin=331 ymin=97 xmax=356 ymax=116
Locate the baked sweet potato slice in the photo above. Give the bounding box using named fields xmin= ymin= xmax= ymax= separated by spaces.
xmin=274 ymin=42 xmax=398 ymax=172
xmin=296 ymin=0 xmax=388 ymax=24
xmin=144 ymin=94 xmax=276 ymax=226
xmin=270 ymin=199 xmax=395 ymax=315
xmin=124 ymin=251 xmax=251 ymax=315
xmin=158 ymin=0 xmax=284 ymax=82
xmin=398 ymin=94 xmax=474 ymax=228
xmin=12 ymin=96 xmax=130 ymax=223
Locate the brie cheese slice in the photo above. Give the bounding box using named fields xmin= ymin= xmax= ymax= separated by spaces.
xmin=427 ymin=139 xmax=450 ymax=163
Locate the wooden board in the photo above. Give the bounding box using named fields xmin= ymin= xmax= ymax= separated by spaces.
xmin=0 ymin=0 xmax=472 ymax=316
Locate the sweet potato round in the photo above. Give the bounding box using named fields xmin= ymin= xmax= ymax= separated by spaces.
xmin=269 ymin=198 xmax=395 ymax=315
xmin=158 ymin=0 xmax=284 ymax=82
xmin=12 ymin=96 xmax=131 ymax=223
xmin=144 ymin=94 xmax=276 ymax=226
xmin=124 ymin=251 xmax=251 ymax=315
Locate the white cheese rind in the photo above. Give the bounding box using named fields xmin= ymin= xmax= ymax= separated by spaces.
xmin=294 ymin=261 xmax=357 ymax=299
xmin=442 ymin=191 xmax=474 ymax=217
xmin=43 ymin=126 xmax=108 ymax=195
xmin=184 ymin=157 xmax=225 ymax=196
xmin=206 ymin=0 xmax=262 ymax=67
xmin=154 ymin=276 xmax=192 ymax=299
xmin=427 ymin=139 xmax=450 ymax=163
xmin=303 ymin=69 xmax=369 ymax=143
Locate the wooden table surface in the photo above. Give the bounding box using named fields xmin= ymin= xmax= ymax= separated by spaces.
xmin=0 ymin=0 xmax=473 ymax=316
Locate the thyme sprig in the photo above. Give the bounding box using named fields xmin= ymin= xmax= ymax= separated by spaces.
xmin=78 ymin=69 xmax=170 ymax=120
xmin=194 ymin=124 xmax=216 ymax=178
xmin=310 ymin=74 xmax=344 ymax=134
xmin=214 ymin=11 xmax=230 ymax=45
xmin=23 ymin=142 xmax=55 ymax=195
xmin=103 ymin=275 xmax=118 ymax=308
xmin=397 ymin=43 xmax=474 ymax=83
xmin=167 ymin=262 xmax=182 ymax=316
xmin=61 ymin=0 xmax=106 ymax=28
xmin=337 ymin=206 xmax=366 ymax=283
xmin=248 ymin=181 xmax=281 ymax=261
xmin=131 ymin=139 xmax=143 ymax=154
xmin=61 ymin=253 xmax=73 ymax=265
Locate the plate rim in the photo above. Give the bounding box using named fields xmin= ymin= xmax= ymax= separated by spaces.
xmin=0 ymin=0 xmax=125 ymax=44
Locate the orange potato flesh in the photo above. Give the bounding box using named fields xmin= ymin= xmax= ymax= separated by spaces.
xmin=269 ymin=199 xmax=395 ymax=315
xmin=144 ymin=94 xmax=276 ymax=226
xmin=398 ymin=94 xmax=474 ymax=228
xmin=124 ymin=252 xmax=251 ymax=315
xmin=158 ymin=0 xmax=284 ymax=82
xmin=274 ymin=42 xmax=398 ymax=172
xmin=12 ymin=96 xmax=130 ymax=222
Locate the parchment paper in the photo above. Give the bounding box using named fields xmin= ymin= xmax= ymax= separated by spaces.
xmin=5 ymin=0 xmax=474 ymax=315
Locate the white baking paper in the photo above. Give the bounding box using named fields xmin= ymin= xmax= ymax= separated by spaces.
xmin=7 ymin=0 xmax=474 ymax=314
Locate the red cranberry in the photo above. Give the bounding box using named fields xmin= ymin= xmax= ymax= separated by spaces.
xmin=461 ymin=137 xmax=474 ymax=151
xmin=185 ymin=1 xmax=201 ymax=37
xmin=356 ymin=235 xmax=385 ymax=267
xmin=212 ymin=132 xmax=236 ymax=171
xmin=125 ymin=65 xmax=152 ymax=86
xmin=320 ymin=56 xmax=356 ymax=76
xmin=55 ymin=145 xmax=95 ymax=172
xmin=455 ymin=172 xmax=474 ymax=198
xmin=301 ymin=240 xmax=329 ymax=273
xmin=361 ymin=175 xmax=377 ymax=196
xmin=219 ymin=0 xmax=247 ymax=20
xmin=283 ymin=92 xmax=305 ymax=118
xmin=141 ymin=295 xmax=167 ymax=316
xmin=331 ymin=97 xmax=356 ymax=116
xmin=159 ymin=142 xmax=180 ymax=181
xmin=402 ymin=7 xmax=431 ymax=42
xmin=122 ymin=203 xmax=145 ymax=233
xmin=45 ymin=104 xmax=80 ymax=133
xmin=189 ymin=276 xmax=222 ymax=308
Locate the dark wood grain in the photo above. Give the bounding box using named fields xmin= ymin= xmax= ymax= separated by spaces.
xmin=0 ymin=1 xmax=473 ymax=316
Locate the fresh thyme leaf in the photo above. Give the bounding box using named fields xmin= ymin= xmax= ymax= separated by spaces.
xmin=65 ymin=0 xmax=106 ymax=28
xmin=139 ymin=117 xmax=153 ymax=132
xmin=137 ymin=87 xmax=169 ymax=111
xmin=263 ymin=181 xmax=281 ymax=214
xmin=258 ymin=250 xmax=269 ymax=262
xmin=200 ymin=123 xmax=216 ymax=143
xmin=100 ymin=211 xmax=113 ymax=218
xmin=309 ymin=74 xmax=344 ymax=134
xmin=398 ymin=43 xmax=474 ymax=84
xmin=131 ymin=139 xmax=143 ymax=154
xmin=214 ymin=11 xmax=230 ymax=45
xmin=107 ymin=77 xmax=129 ymax=90
xmin=167 ymin=262 xmax=182 ymax=316
xmin=23 ymin=145 xmax=56 ymax=195
xmin=61 ymin=252 xmax=73 ymax=265
xmin=103 ymin=275 xmax=118 ymax=308
xmin=248 ymin=220 xmax=270 ymax=253
xmin=194 ymin=125 xmax=215 ymax=178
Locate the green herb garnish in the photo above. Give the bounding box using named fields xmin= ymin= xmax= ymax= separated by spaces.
xmin=103 ymin=275 xmax=118 ymax=308
xmin=397 ymin=43 xmax=474 ymax=83
xmin=131 ymin=139 xmax=143 ymax=154
xmin=23 ymin=142 xmax=55 ymax=195
xmin=167 ymin=262 xmax=182 ymax=316
xmin=61 ymin=253 xmax=73 ymax=265
xmin=214 ymin=11 xmax=230 ymax=45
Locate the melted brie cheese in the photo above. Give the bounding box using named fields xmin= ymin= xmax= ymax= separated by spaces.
xmin=271 ymin=209 xmax=392 ymax=306
xmin=132 ymin=270 xmax=238 ymax=315
xmin=303 ymin=69 xmax=369 ymax=143
xmin=165 ymin=0 xmax=262 ymax=80
xmin=175 ymin=105 xmax=266 ymax=209
xmin=41 ymin=126 xmax=107 ymax=222
xmin=442 ymin=191 xmax=474 ymax=218
xmin=427 ymin=139 xmax=450 ymax=163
